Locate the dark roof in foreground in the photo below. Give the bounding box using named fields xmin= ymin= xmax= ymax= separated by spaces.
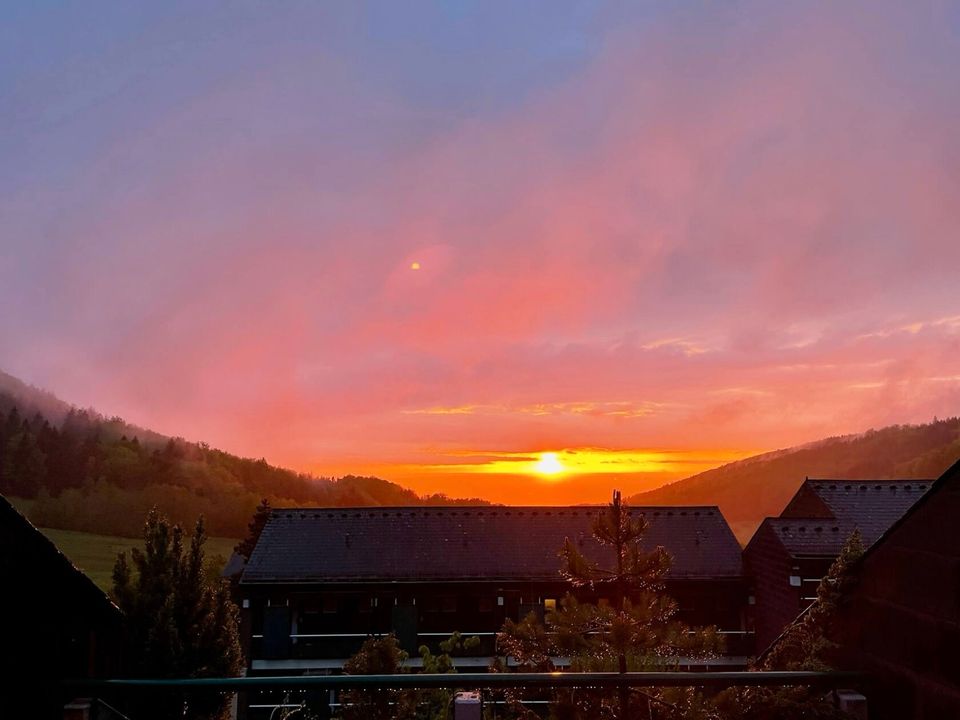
xmin=763 ymin=479 xmax=932 ymax=555
xmin=0 ymin=494 xmax=120 ymax=619
xmin=241 ymin=505 xmax=743 ymax=584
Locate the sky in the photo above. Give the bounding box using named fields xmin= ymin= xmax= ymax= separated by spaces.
xmin=2 ymin=1 xmax=960 ymax=504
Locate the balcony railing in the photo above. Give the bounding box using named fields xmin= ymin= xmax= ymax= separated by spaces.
xmin=67 ymin=670 xmax=866 ymax=720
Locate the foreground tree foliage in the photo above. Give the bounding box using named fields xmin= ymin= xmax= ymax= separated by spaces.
xmin=111 ymin=509 xmax=243 ymax=720
xmin=498 ymin=491 xmax=722 ymax=720
xmin=341 ymin=635 xmax=416 ymax=720
xmin=339 ymin=633 xmax=479 ymax=720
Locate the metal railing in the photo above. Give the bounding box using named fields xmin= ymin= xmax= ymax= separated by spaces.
xmin=68 ymin=670 xmax=862 ymax=692
xmin=66 ymin=671 xmax=866 ymax=720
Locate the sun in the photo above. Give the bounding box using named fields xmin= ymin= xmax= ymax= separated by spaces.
xmin=534 ymin=452 xmax=564 ymax=476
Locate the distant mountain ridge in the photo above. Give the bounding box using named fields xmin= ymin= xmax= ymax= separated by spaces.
xmin=0 ymin=369 xmax=75 ymax=424
xmin=0 ymin=369 xmax=488 ymax=539
xmin=628 ymin=418 xmax=960 ymax=542
xmin=4 ymin=369 xmax=957 ymax=545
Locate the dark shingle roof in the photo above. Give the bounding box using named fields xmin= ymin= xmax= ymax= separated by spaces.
xmin=764 ymin=518 xmax=858 ymax=555
xmin=0 ymin=494 xmax=120 ymax=618
xmin=771 ymin=479 xmax=932 ymax=555
xmin=241 ymin=505 xmax=743 ymax=584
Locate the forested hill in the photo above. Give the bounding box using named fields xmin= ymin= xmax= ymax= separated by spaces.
xmin=0 ymin=373 xmax=487 ymax=538
xmin=628 ymin=417 xmax=960 ymax=542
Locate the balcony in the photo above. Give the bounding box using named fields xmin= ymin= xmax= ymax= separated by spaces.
xmin=65 ymin=670 xmax=869 ymax=720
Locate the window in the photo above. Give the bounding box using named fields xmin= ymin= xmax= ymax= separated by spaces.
xmin=322 ymin=596 xmax=338 ymax=614
xmin=440 ymin=596 xmax=457 ymax=613
xmin=478 ymin=597 xmax=494 ymax=613
xmin=544 ymin=598 xmax=557 ymax=611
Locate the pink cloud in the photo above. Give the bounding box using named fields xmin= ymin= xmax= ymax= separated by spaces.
xmin=3 ymin=1 xmax=960 ymax=502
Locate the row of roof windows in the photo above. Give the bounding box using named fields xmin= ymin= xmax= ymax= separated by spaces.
xmin=811 ymin=483 xmax=927 ymax=491
xmin=276 ymin=509 xmax=717 ymax=520
xmin=780 ymin=525 xmax=842 ymax=534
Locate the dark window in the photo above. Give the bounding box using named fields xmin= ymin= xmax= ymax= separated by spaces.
xmin=322 ymin=597 xmax=338 ymax=614
xmin=478 ymin=597 xmax=494 ymax=613
xmin=440 ymin=596 xmax=457 ymax=613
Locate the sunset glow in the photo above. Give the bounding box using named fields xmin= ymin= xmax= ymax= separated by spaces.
xmin=534 ymin=453 xmax=564 ymax=476
xmin=2 ymin=2 xmax=959 ymax=505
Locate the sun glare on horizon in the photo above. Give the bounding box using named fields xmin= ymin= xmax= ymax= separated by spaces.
xmin=534 ymin=452 xmax=565 ymax=476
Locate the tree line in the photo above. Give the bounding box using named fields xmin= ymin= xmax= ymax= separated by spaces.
xmin=0 ymin=394 xmax=486 ymax=538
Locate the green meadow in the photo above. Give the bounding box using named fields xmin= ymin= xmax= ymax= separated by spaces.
xmin=39 ymin=527 xmax=238 ymax=593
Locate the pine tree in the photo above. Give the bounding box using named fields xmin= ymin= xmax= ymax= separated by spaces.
xmin=112 ymin=509 xmax=243 ymax=720
xmin=498 ymin=490 xmax=721 ymax=720
xmin=235 ymin=498 xmax=271 ymax=560
xmin=1 ymin=425 xmax=47 ymax=497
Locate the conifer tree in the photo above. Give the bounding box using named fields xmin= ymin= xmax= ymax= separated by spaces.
xmin=498 ymin=490 xmax=721 ymax=720
xmin=112 ymin=509 xmax=243 ymax=720
xmin=235 ymin=498 xmax=271 ymax=560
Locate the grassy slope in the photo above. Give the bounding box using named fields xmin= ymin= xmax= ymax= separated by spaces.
xmin=39 ymin=527 xmax=238 ymax=592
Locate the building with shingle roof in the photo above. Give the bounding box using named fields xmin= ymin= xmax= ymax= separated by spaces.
xmin=238 ymin=504 xmax=751 ymax=676
xmin=744 ymin=479 xmax=932 ymax=649
xmin=242 ymin=505 xmax=743 ymax=583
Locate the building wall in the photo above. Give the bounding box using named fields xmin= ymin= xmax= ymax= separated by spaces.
xmin=744 ymin=523 xmax=802 ymax=651
xmin=240 ymin=576 xmax=751 ymax=671
xmin=832 ymin=467 xmax=960 ymax=720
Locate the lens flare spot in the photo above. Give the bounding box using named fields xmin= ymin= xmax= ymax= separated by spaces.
xmin=410 ymin=261 xmax=421 ymax=270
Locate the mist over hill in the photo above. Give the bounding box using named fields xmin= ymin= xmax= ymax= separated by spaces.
xmin=628 ymin=418 xmax=960 ymax=542
xmin=0 ymin=370 xmax=488 ymax=538
xmin=4 ymin=370 xmax=957 ymax=544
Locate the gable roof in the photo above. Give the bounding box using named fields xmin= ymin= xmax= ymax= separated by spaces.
xmin=241 ymin=505 xmax=743 ymax=584
xmin=759 ymin=517 xmax=860 ymax=555
xmin=760 ymin=479 xmax=932 ymax=556
xmin=758 ymin=458 xmax=960 ymax=665
xmin=0 ymin=494 xmax=120 ymax=620
xmin=850 ymin=461 xmax=960 ymax=567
